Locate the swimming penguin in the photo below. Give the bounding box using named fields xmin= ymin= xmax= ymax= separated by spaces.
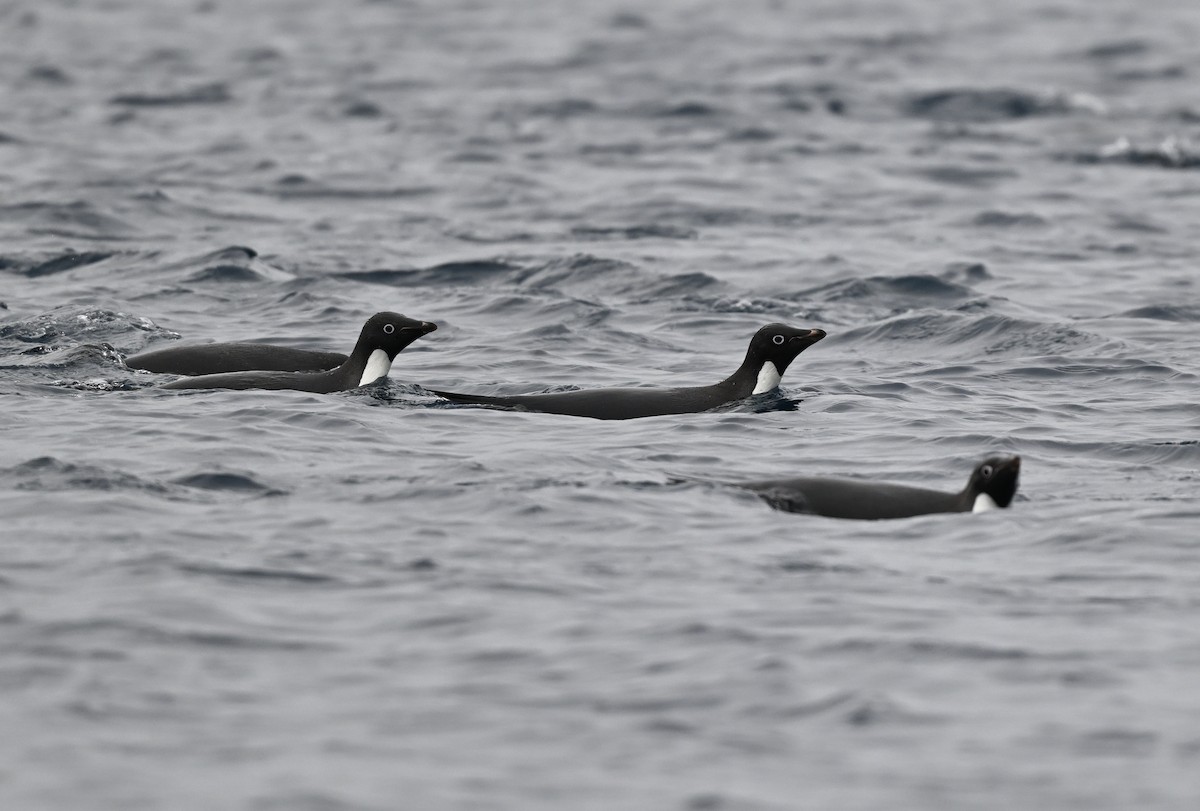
xmin=429 ymin=323 xmax=826 ymax=420
xmin=158 ymin=312 xmax=436 ymax=392
xmin=738 ymin=455 xmax=1021 ymax=520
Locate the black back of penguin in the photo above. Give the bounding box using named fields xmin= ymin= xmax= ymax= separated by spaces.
xmin=127 ymin=343 xmax=348 ymax=376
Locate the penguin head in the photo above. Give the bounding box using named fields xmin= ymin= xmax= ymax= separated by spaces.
xmin=741 ymin=324 xmax=826 ymax=395
xmin=357 ymin=312 xmax=437 ymax=360
xmin=965 ymin=455 xmax=1021 ymax=510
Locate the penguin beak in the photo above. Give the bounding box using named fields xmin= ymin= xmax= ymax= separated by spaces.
xmin=793 ymin=329 xmax=826 ymax=344
xmin=415 ymin=322 xmax=437 ymax=334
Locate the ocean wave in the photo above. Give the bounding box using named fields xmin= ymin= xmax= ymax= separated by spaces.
xmin=1083 ymin=39 xmax=1151 ymax=60
xmin=0 ymin=308 xmax=175 ymax=349
xmin=464 ymin=294 xmax=615 ymax=325
xmin=910 ymin=165 xmax=1020 ymax=187
xmin=1072 ymin=136 xmax=1200 ymax=169
xmin=669 ymin=295 xmax=798 ymax=316
xmin=969 ymin=210 xmax=1049 ymax=228
xmin=267 ymin=175 xmax=434 ymax=199
xmin=795 ymin=272 xmax=977 ymax=304
xmin=2 ymin=457 xmax=293 ymax=500
xmin=990 ymin=358 xmax=1186 ymax=381
xmin=526 ymin=98 xmax=600 ymax=119
xmin=0 ymin=309 xmax=182 ymax=391
xmin=903 ymin=87 xmax=1106 ymax=122
xmin=338 ymin=253 xmax=707 ymax=303
xmin=108 ymin=82 xmax=231 ymax=107
xmin=337 ymin=259 xmax=517 ymax=287
xmin=837 ymin=312 xmax=1110 ymax=359
xmin=0 ymin=200 xmax=138 ymax=239
xmin=175 ymin=563 xmax=337 ymax=585
xmin=184 ymin=264 xmax=279 ymax=284
xmin=1113 ymin=305 xmax=1200 ymax=322
xmin=6 ymin=342 xmax=125 ymax=372
xmin=43 ymin=618 xmax=328 ymax=653
xmin=1010 ymin=438 xmax=1200 ymax=466
xmin=171 ymin=471 xmax=284 ymax=495
xmin=3 ymin=456 xmax=169 ymax=495
xmin=0 ymin=250 xmax=117 ymax=278
xmin=154 ymin=245 xmax=296 ymax=284
xmin=570 ymin=224 xmax=698 ymax=240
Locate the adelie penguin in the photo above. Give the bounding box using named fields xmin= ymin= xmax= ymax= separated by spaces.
xmin=429 ymin=323 xmax=826 ymax=420
xmin=141 ymin=312 xmax=436 ymax=392
xmin=738 ymin=455 xmax=1021 ymax=520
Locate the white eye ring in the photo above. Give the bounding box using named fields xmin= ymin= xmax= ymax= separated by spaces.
xmin=980 ymin=465 xmax=993 ymax=478
xmin=383 ymin=324 xmax=395 ymax=334
xmin=772 ymin=334 xmax=785 ymax=345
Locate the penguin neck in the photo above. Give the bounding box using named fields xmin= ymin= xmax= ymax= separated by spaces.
xmin=752 ymin=361 xmax=781 ymax=394
xmin=953 ymin=482 xmax=995 ymax=513
xmin=354 ymin=348 xmax=392 ymax=387
xmin=971 ymin=492 xmax=1000 ymax=513
xmin=722 ymin=356 xmax=783 ymax=397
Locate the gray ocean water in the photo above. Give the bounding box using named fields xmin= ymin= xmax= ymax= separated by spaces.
xmin=3 ymin=0 xmax=1200 ymax=808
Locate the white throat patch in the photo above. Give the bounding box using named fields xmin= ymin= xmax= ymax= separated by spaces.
xmin=752 ymin=361 xmax=781 ymax=395
xmin=972 ymin=493 xmax=1000 ymax=513
xmin=358 ymin=349 xmax=392 ymax=387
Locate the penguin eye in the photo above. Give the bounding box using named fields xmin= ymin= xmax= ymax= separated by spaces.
xmin=980 ymin=464 xmax=993 ymax=479
xmin=772 ymin=334 xmax=785 ymax=345
xmin=383 ymin=324 xmax=395 ymax=334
